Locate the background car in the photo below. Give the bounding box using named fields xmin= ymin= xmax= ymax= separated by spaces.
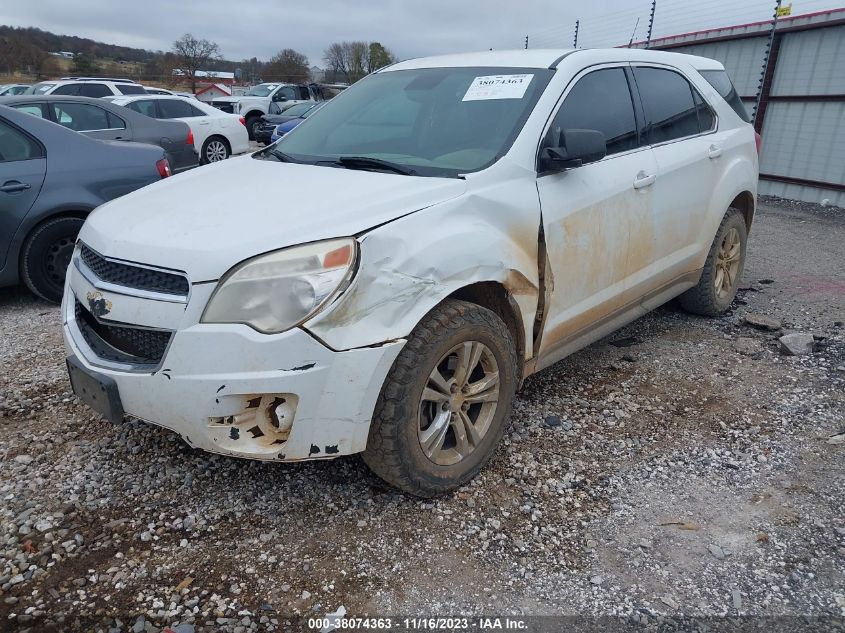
xmin=0 ymin=84 xmax=30 ymax=96
xmin=0 ymin=95 xmax=198 ymax=173
xmin=110 ymin=95 xmax=249 ymax=164
xmin=142 ymin=87 xmax=197 ymax=98
xmin=255 ymin=101 xmax=321 ymax=145
xmin=0 ymin=105 xmax=170 ymax=302
xmin=270 ymin=102 xmax=324 ymax=142
xmin=26 ymin=78 xmax=146 ymax=97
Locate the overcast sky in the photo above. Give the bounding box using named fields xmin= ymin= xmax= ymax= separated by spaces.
xmin=2 ymin=0 xmax=841 ymax=66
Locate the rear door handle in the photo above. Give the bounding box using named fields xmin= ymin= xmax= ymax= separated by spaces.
xmin=0 ymin=180 xmax=31 ymax=193
xmin=633 ymin=171 xmax=656 ymax=189
xmin=708 ymin=144 xmax=723 ymax=159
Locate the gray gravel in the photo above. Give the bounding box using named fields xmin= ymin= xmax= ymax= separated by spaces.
xmin=0 ymin=198 xmax=843 ymax=632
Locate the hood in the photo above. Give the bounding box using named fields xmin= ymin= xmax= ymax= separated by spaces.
xmin=80 ymin=155 xmax=467 ymax=282
xmin=211 ymin=96 xmax=243 ymax=103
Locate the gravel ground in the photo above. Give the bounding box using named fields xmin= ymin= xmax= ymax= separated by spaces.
xmin=0 ymin=197 xmax=843 ymax=632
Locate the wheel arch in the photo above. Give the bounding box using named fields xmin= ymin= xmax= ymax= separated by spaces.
xmin=447 ymin=281 xmax=526 ymax=382
xmin=729 ymin=190 xmax=755 ymax=232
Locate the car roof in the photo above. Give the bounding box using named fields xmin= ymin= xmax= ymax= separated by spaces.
xmin=386 ymin=48 xmax=724 ymax=72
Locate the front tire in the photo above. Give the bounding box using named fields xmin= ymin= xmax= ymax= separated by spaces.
xmin=201 ymin=136 xmax=230 ymax=164
xmin=363 ymin=300 xmax=519 ymax=497
xmin=679 ymin=208 xmax=748 ymax=316
xmin=20 ymin=216 xmax=84 ymax=303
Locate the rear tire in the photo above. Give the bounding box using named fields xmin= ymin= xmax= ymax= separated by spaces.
xmin=363 ymin=300 xmax=519 ymax=497
xmin=20 ymin=216 xmax=84 ymax=303
xmin=201 ymin=136 xmax=230 ymax=164
xmin=679 ymin=208 xmax=747 ymax=316
xmin=245 ymin=116 xmax=260 ymax=141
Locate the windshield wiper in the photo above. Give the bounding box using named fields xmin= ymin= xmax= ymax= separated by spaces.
xmin=264 ymin=148 xmax=297 ymax=163
xmin=336 ymin=156 xmax=417 ymax=176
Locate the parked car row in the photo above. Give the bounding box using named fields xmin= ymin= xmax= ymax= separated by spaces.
xmin=254 ymin=101 xmax=322 ymax=144
xmin=0 ymin=84 xmax=30 ymax=96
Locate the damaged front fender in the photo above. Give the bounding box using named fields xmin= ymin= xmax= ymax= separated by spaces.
xmin=304 ymin=168 xmax=543 ymax=358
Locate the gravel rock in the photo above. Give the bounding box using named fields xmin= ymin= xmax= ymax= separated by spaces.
xmin=779 ymin=332 xmax=815 ymax=355
xmin=744 ymin=313 xmax=782 ymax=331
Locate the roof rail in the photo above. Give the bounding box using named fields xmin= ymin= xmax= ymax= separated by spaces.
xmin=59 ymin=77 xmax=139 ymax=84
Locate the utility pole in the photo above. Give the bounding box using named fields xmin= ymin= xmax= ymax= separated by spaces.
xmin=573 ymin=20 xmax=580 ymax=48
xmin=753 ymin=0 xmax=782 ymax=127
xmin=525 ymin=35 xmax=529 ymax=49
xmin=646 ymin=0 xmax=657 ymax=48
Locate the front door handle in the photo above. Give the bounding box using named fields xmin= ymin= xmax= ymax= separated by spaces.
xmin=708 ymin=144 xmax=723 ymax=159
xmin=0 ymin=180 xmax=31 ymax=193
xmin=633 ymin=171 xmax=656 ymax=189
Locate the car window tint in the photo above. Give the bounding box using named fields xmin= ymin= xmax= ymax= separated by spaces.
xmin=158 ymin=99 xmax=195 ymax=118
xmin=277 ymin=86 xmax=297 ymax=101
xmin=51 ymin=84 xmax=81 ymax=96
xmin=0 ymin=119 xmax=42 ymax=162
xmin=107 ymin=111 xmax=127 ymax=130
xmin=11 ymin=104 xmax=46 ymax=118
xmin=78 ymin=83 xmax=112 ymax=98
xmin=633 ymin=67 xmax=701 ymax=144
xmin=700 ymin=69 xmax=750 ymax=122
xmin=549 ymin=67 xmax=638 ymax=156
xmin=187 ymin=104 xmax=206 ymax=117
xmin=125 ymin=100 xmax=158 ymax=118
xmin=693 ymin=89 xmax=716 ymax=133
xmin=117 ymin=84 xmax=146 ymax=95
xmin=50 ymin=103 xmax=111 ymax=131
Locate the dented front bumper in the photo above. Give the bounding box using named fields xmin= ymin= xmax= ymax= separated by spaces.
xmin=61 ymin=260 xmax=404 ymax=461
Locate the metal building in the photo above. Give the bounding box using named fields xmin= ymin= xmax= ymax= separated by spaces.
xmin=634 ymin=8 xmax=845 ymax=207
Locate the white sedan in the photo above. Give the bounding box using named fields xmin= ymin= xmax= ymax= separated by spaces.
xmin=110 ymin=95 xmax=250 ymax=164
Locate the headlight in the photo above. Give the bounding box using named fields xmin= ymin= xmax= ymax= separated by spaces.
xmin=201 ymin=238 xmax=356 ymax=334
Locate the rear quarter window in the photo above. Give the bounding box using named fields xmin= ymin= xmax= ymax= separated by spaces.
xmin=118 ymin=84 xmax=147 ymax=95
xmin=700 ymin=70 xmax=750 ymax=122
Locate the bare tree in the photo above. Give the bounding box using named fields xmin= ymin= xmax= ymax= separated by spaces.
xmin=171 ymin=33 xmax=221 ymax=93
xmin=323 ymin=42 xmax=348 ymax=83
xmin=264 ymin=48 xmax=310 ymax=83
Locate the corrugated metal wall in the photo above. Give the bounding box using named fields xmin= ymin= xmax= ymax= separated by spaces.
xmin=669 ymin=38 xmax=768 ymax=98
xmin=655 ymin=22 xmax=845 ymax=207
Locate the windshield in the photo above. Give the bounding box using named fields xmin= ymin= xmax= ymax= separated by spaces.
xmin=272 ymin=66 xmax=554 ymax=177
xmin=247 ymin=84 xmax=279 ymax=97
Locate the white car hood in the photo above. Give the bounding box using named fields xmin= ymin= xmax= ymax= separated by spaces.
xmin=80 ymin=156 xmax=467 ymax=282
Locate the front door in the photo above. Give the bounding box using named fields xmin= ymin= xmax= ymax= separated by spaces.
xmin=535 ymin=65 xmax=658 ymax=365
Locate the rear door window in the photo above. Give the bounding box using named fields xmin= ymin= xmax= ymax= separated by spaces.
xmin=700 ymin=69 xmax=750 ymax=122
xmin=125 ymin=100 xmax=159 ymax=118
xmin=78 ymin=83 xmax=112 ymax=98
xmin=158 ymin=99 xmax=196 ymax=119
xmin=10 ymin=103 xmax=48 ymax=119
xmin=50 ymin=103 xmax=112 ymax=131
xmin=633 ymin=67 xmax=701 ymax=144
xmin=117 ymin=84 xmax=146 ymax=95
xmin=548 ymin=67 xmax=639 ymax=157
xmin=51 ymin=84 xmax=81 ymax=96
xmin=0 ymin=119 xmax=43 ymax=161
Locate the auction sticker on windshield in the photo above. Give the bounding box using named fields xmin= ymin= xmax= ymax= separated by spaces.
xmin=462 ymin=74 xmax=534 ymax=101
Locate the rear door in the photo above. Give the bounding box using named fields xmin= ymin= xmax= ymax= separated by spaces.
xmin=536 ymin=65 xmax=658 ymax=362
xmin=626 ymin=65 xmax=721 ymax=300
xmin=0 ymin=117 xmax=46 ymax=270
xmin=157 ymin=98 xmax=210 ymax=149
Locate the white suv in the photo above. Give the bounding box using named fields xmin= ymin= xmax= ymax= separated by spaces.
xmin=62 ymin=49 xmax=758 ymax=496
xmin=28 ymin=78 xmax=147 ymax=98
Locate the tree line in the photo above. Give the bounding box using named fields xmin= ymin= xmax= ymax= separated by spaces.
xmin=0 ymin=26 xmax=396 ymax=89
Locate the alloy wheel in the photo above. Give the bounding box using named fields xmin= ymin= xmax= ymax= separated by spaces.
xmin=417 ymin=341 xmax=500 ymax=466
xmin=206 ymin=140 xmax=228 ymax=162
xmin=714 ymin=226 xmax=741 ymax=299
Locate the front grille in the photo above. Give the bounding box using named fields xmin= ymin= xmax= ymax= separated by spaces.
xmin=74 ymin=300 xmax=172 ymax=366
xmin=80 ymin=244 xmax=189 ymax=296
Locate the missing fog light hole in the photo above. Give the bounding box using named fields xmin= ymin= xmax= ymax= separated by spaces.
xmin=208 ymin=393 xmax=298 ymax=447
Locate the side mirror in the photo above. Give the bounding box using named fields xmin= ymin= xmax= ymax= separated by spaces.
xmin=542 ymin=128 xmax=607 ymax=171
xmin=272 ymin=93 xmax=288 ymax=102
